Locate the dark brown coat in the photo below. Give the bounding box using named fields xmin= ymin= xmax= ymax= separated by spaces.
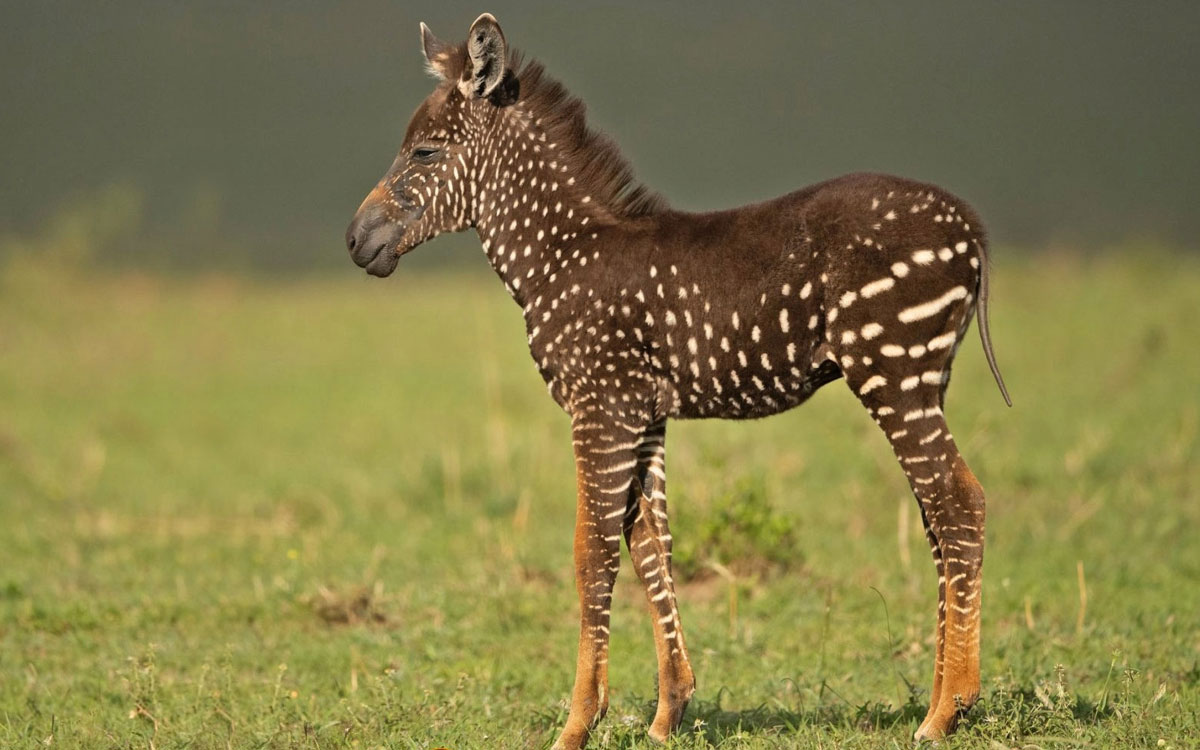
xmin=346 ymin=14 xmax=1008 ymax=749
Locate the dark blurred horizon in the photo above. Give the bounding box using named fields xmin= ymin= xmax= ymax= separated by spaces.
xmin=2 ymin=1 xmax=1199 ymax=273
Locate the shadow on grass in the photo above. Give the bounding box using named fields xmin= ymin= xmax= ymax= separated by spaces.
xmin=525 ymin=689 xmax=931 ymax=747
xmin=680 ymin=682 xmax=1120 ymax=745
xmin=680 ymin=689 xmax=929 ymax=743
xmin=530 ymin=681 xmax=1122 ymax=749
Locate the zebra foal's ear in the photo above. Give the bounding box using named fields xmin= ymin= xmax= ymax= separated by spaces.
xmin=420 ymin=22 xmax=456 ymax=80
xmin=462 ymin=13 xmax=508 ymax=100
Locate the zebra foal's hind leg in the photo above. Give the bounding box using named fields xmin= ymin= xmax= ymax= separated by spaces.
xmin=847 ymin=374 xmax=986 ymax=740
xmin=621 ymin=422 xmax=695 ymax=742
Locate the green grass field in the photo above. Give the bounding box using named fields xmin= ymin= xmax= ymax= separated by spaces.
xmin=1 ymin=249 xmax=1197 ymax=749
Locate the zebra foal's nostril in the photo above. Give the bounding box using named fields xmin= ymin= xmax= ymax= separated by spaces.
xmin=345 ymin=210 xmax=376 ymax=257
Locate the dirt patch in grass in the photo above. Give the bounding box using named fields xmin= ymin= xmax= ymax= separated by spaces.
xmin=302 ymin=582 xmax=390 ymax=626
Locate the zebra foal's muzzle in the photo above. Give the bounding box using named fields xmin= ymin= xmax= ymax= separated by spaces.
xmin=344 ymin=186 xmax=425 ymax=278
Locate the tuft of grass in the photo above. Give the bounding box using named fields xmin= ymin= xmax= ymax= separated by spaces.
xmin=673 ymin=474 xmax=803 ymax=583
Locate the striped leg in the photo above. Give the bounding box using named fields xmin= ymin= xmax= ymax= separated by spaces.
xmin=622 ymin=422 xmax=695 ymax=742
xmin=916 ymin=507 xmax=948 ymax=722
xmin=552 ymin=413 xmax=643 ymax=750
xmin=853 ymin=387 xmax=985 ymax=740
xmin=917 ymin=452 xmax=985 ymax=739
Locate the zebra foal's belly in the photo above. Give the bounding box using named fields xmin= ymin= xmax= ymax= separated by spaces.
xmin=661 ymin=335 xmax=842 ymax=421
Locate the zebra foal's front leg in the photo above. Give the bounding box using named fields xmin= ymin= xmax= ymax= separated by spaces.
xmin=552 ymin=412 xmax=643 ymax=750
xmin=622 ymin=422 xmax=695 ymax=742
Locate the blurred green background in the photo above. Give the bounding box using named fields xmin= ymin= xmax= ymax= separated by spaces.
xmin=3 ymin=1 xmax=1199 ymax=271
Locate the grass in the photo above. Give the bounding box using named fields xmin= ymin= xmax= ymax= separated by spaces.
xmin=1 ymin=247 xmax=1198 ymax=749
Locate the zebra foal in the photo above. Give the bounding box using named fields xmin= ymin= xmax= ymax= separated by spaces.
xmin=345 ymin=13 xmax=1010 ymax=747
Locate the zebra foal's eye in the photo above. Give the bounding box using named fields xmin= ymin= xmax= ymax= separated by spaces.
xmin=411 ymin=146 xmax=442 ymax=162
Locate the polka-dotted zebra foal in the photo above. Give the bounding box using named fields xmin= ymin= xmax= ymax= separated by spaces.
xmin=345 ymin=14 xmax=1011 ymax=749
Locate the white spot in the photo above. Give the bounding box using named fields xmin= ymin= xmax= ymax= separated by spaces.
xmin=912 ymin=250 xmax=936 ymax=265
xmin=938 ymin=247 xmax=954 ymax=262
xmin=841 ymin=330 xmax=857 ymax=345
xmin=892 ymin=262 xmax=909 ymax=277
xmin=800 ymin=282 xmax=812 ymax=299
xmin=861 ymin=322 xmax=884 ymax=340
xmin=898 ymin=286 xmax=969 ymax=323
xmin=909 ymin=344 xmax=927 ymax=358
xmin=880 ymin=344 xmax=906 ymax=357
xmin=779 ymin=309 xmax=790 ymax=332
xmin=901 ymin=375 xmax=920 ymax=391
xmin=840 ymin=291 xmax=857 ymax=308
xmin=902 ymin=406 xmax=941 ymax=421
xmin=860 ymin=277 xmax=895 ymax=298
xmin=955 ymin=241 xmax=969 ymax=254
xmin=927 ymin=331 xmax=958 ymax=351
xmin=859 ymin=375 xmax=887 ymax=395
